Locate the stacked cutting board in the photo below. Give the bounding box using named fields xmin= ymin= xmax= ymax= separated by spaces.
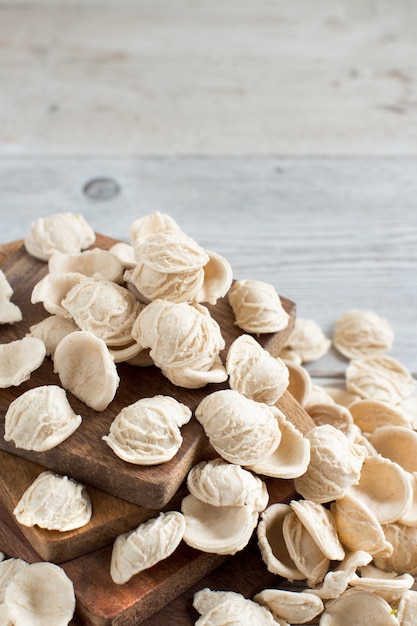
xmin=0 ymin=235 xmax=314 ymax=625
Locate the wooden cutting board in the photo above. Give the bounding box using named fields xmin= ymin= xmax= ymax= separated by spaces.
xmin=0 ymin=387 xmax=313 ymax=566
xmin=0 ymin=471 xmax=297 ymax=626
xmin=0 ymin=449 xmax=185 ymax=563
xmin=0 ymin=237 xmax=316 ymax=625
xmin=0 ymin=235 xmax=296 ymax=509
xmin=0 ymin=391 xmax=314 ymax=625
xmin=1 ymin=491 xmax=282 ymax=626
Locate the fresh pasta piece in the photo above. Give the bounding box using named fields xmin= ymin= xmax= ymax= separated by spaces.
xmin=228 ymin=279 xmax=290 ymax=334
xmin=4 ymin=561 xmax=76 ymax=625
xmin=4 ymin=385 xmax=82 ymax=451
xmin=333 ymin=309 xmax=394 ymax=359
xmin=14 ymin=471 xmax=92 ymax=532
xmin=24 ymin=212 xmax=95 ymax=261
xmin=103 ymin=395 xmax=191 ymax=465
xmin=110 ymin=511 xmax=185 ymax=584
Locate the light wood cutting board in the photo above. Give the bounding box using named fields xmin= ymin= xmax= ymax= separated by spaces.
xmin=0 ymin=235 xmax=296 ymax=509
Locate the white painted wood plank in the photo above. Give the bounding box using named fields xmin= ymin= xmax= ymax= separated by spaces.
xmin=1 ymin=156 xmax=417 ymax=377
xmin=0 ymin=0 xmax=417 ymax=156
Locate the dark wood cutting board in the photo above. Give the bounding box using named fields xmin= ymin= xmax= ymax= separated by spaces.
xmin=0 ymin=472 xmax=296 ymax=626
xmin=0 ymin=235 xmax=296 ymax=509
xmin=0 ymin=449 xmax=185 ymax=563
xmin=0 ymin=391 xmax=314 ymax=625
xmin=0 ymin=237 xmax=316 ymax=625
xmin=0 ymin=388 xmax=313 ymax=565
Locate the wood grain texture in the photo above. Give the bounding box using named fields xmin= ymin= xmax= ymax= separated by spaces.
xmin=0 ymin=240 xmax=21 ymax=265
xmin=0 ymin=235 xmax=296 ymax=509
xmin=0 ymin=450 xmax=187 ymax=564
xmin=0 ymin=387 xmax=312 ymax=565
xmin=1 ymin=2 xmax=416 ymax=622
xmin=0 ymin=471 xmax=297 ymax=626
xmin=0 ymin=0 xmax=416 ymax=157
xmin=2 ymin=157 xmax=417 ymax=378
xmin=143 ymin=540 xmax=280 ymax=626
xmin=0 ymin=237 xmax=314 ymax=625
xmin=0 ymin=498 xmax=280 ymax=626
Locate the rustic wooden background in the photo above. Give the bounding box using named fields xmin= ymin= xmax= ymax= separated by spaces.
xmin=1 ymin=0 xmax=417 ymax=157
xmin=1 ymin=0 xmax=417 ymax=623
xmin=1 ymin=0 xmax=416 ymax=378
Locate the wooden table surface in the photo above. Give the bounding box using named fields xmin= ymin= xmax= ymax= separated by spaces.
xmin=1 ymin=1 xmax=417 ymax=624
